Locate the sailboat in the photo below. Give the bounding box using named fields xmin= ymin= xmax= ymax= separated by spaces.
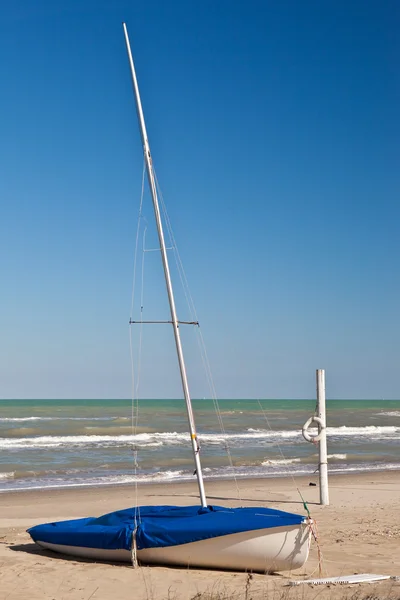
xmin=28 ymin=23 xmax=312 ymax=573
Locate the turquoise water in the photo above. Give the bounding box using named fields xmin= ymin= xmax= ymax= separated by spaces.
xmin=1 ymin=398 xmax=399 ymax=492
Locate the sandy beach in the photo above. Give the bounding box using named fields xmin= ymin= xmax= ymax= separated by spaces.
xmin=0 ymin=471 xmax=399 ymax=600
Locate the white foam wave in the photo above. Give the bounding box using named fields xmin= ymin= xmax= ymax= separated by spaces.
xmin=0 ymin=417 xmax=44 ymax=422
xmin=327 ymin=425 xmax=399 ymax=437
xmin=2 ymin=461 xmax=400 ymax=493
xmin=0 ymin=416 xmax=121 ymax=423
xmin=0 ymin=434 xmax=138 ymax=449
xmin=377 ymin=411 xmax=400 ymax=417
xmin=1 ymin=425 xmax=398 ymax=450
xmin=141 ymin=441 xmax=163 ymax=447
xmin=0 ymin=472 xmax=15 ymax=480
xmin=0 ymin=469 xmax=187 ymax=492
xmin=249 ymin=425 xmax=400 ymax=438
xmin=329 ymin=463 xmax=400 ymax=474
xmin=0 ymin=430 xmax=296 ymax=449
xmin=328 ymin=454 xmax=347 ymax=460
xmin=261 ymin=458 xmax=301 ymax=466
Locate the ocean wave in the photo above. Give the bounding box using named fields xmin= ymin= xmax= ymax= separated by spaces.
xmin=6 ymin=455 xmax=349 ymax=483
xmin=328 ymin=463 xmax=400 ymax=474
xmin=1 ymin=424 xmax=399 ymax=450
xmin=377 ymin=411 xmax=400 ymax=417
xmin=0 ymin=416 xmax=122 ymax=422
xmin=327 ymin=454 xmax=347 ymax=460
xmin=261 ymin=458 xmax=301 ymax=466
xmin=249 ymin=425 xmax=400 ymax=438
xmin=0 ymin=432 xmax=184 ymax=449
xmin=326 ymin=425 xmax=399 ymax=438
xmin=0 ymin=469 xmax=186 ymax=492
xmin=0 ymin=434 xmax=137 ymax=449
xmin=0 ymin=417 xmax=45 ymax=422
xmin=2 ymin=462 xmax=400 ymax=493
xmin=0 ymin=430 xmax=296 ymax=450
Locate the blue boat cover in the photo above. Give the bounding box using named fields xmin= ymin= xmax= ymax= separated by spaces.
xmin=28 ymin=505 xmax=305 ymax=551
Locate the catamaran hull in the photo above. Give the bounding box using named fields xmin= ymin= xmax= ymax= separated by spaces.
xmin=35 ymin=522 xmax=310 ymax=573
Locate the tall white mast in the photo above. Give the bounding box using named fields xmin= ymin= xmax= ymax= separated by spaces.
xmin=123 ymin=23 xmax=207 ymax=508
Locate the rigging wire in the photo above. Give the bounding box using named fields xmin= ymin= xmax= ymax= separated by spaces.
xmin=130 ymin=160 xmax=146 ymax=320
xmin=256 ymin=399 xmax=302 ymax=493
xmin=129 ymin=157 xmax=147 ymax=528
xmin=256 ymin=399 xmax=326 ymax=577
xmin=135 ymin=226 xmax=147 ymax=402
xmin=153 ymin=167 xmax=242 ymax=503
xmin=129 ymin=157 xmax=323 ymax=569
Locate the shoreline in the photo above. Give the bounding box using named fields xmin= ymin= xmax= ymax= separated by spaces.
xmin=1 ymin=465 xmax=399 ymax=497
xmin=0 ymin=469 xmax=398 ymax=513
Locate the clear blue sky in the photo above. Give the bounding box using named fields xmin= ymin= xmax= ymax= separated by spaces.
xmin=1 ymin=1 xmax=399 ymax=400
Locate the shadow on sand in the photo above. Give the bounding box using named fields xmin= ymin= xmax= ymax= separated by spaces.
xmin=8 ymin=543 xmax=289 ymax=575
xmin=146 ymin=493 xmax=319 ymax=506
xmin=8 ymin=543 xmax=128 ymax=567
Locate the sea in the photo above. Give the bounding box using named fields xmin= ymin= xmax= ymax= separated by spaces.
xmin=1 ymin=399 xmax=399 ymax=493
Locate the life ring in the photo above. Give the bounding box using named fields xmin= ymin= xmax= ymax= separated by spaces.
xmin=302 ymin=416 xmax=325 ymax=443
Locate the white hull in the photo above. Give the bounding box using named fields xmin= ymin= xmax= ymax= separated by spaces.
xmin=36 ymin=522 xmax=310 ymax=573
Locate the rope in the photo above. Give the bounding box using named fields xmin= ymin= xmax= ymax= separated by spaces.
xmin=312 ymin=521 xmax=325 ymax=578
xmin=131 ymin=529 xmax=138 ymax=568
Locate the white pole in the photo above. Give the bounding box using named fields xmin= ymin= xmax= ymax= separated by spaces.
xmin=122 ymin=23 xmax=207 ymax=508
xmin=316 ymin=369 xmax=329 ymax=505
